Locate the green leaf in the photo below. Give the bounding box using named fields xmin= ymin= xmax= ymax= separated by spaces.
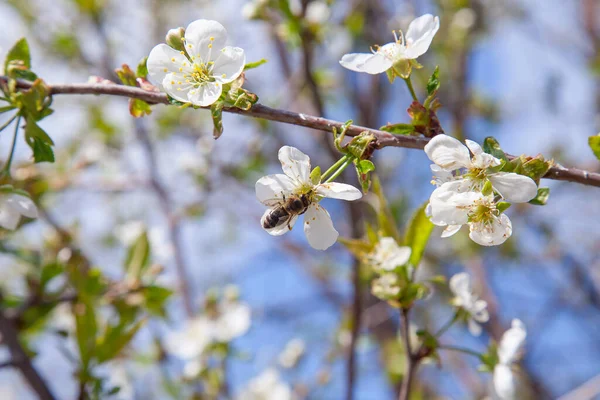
xmin=372 ymin=176 xmax=401 ymax=241
xmin=244 ymin=58 xmax=267 ymax=70
xmin=358 ymin=160 xmax=375 ymax=173
xmin=136 ymin=57 xmax=148 ymax=78
xmin=404 ymin=202 xmax=434 ymax=268
xmin=426 ymin=66 xmax=440 ymax=96
xmin=96 ymin=319 xmax=146 ymax=364
xmin=483 ymin=137 xmax=508 ymax=162
xmin=5 ymin=38 xmax=31 ymax=72
xmin=589 ymin=135 xmax=600 ymax=160
xmin=142 ymin=285 xmax=173 ymax=318
xmin=211 ymin=102 xmax=224 ymax=139
xmin=380 ymin=123 xmax=415 ymax=136
xmin=529 ymin=187 xmax=550 ymax=206
xmin=496 ymin=201 xmax=511 ymax=213
xmin=40 ymin=262 xmax=64 ymax=289
xmin=124 ymin=231 xmax=150 ymax=280
xmin=129 ymin=98 xmax=152 ymax=118
xmin=24 ymin=117 xmax=55 ymax=163
xmin=75 ymin=300 xmax=98 ymax=369
xmin=520 ymin=157 xmax=552 ymax=182
xmin=115 ymin=64 xmax=137 ymax=86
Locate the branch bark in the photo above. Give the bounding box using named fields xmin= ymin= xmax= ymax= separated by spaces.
xmin=2 ymin=76 xmax=599 ymax=188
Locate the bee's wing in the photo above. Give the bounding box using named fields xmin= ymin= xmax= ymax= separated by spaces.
xmin=261 ymin=198 xmax=284 ymax=207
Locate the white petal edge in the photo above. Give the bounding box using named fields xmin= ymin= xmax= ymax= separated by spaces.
xmin=404 ymin=14 xmax=440 ymax=59
xmin=278 ymin=146 xmax=311 ymax=186
xmin=493 ymin=364 xmax=517 ymax=400
xmin=424 ymin=134 xmax=471 ymax=170
xmin=489 ymin=173 xmax=538 ymax=203
xmin=359 ymin=52 xmax=394 ymax=74
xmin=339 ymin=53 xmax=375 ymax=72
xmin=187 ymin=82 xmax=223 ymax=107
xmin=303 ymin=203 xmax=338 ymax=250
xmin=7 ymin=195 xmax=38 ymax=218
xmin=441 ymin=224 xmax=462 ymax=237
xmin=469 ymin=213 xmax=513 ymax=246
xmin=147 ymin=44 xmax=191 ymax=88
xmin=0 ymin=208 xmax=20 ymax=230
xmin=316 ymin=182 xmax=362 ymax=201
xmin=449 ymin=272 xmax=471 ymax=297
xmin=498 ymin=319 xmax=527 ymax=365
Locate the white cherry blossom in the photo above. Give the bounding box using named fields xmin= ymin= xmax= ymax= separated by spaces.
xmin=449 ymin=272 xmax=489 ymax=336
xmin=0 ymin=192 xmax=38 ymax=230
xmin=256 ymin=146 xmax=362 ymax=250
xmin=493 ymin=319 xmax=527 ymax=400
xmin=369 ymin=237 xmax=412 ymax=271
xmin=147 ymin=19 xmax=245 ymax=107
xmin=424 ymin=134 xmax=538 ymax=203
xmin=428 ymin=185 xmax=513 ymax=246
xmin=236 ymin=369 xmax=292 ymax=400
xmin=339 ymin=14 xmax=439 ymax=75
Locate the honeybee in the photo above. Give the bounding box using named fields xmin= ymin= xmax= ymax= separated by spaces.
xmin=263 ymin=192 xmax=312 ymax=231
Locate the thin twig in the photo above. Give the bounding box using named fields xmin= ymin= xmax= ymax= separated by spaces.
xmin=2 ymin=76 xmax=598 ymax=188
xmin=398 ymin=308 xmax=418 ymax=400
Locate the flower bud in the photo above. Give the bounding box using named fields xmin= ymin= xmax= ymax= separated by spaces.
xmin=166 ymin=27 xmax=186 ymax=51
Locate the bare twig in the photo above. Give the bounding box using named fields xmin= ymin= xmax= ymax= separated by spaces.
xmin=398 ymin=308 xmax=418 ymax=400
xmin=2 ymin=76 xmax=598 ymax=188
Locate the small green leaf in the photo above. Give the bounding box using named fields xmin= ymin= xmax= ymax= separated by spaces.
xmin=96 ymin=319 xmax=146 ymax=364
xmin=520 ymin=157 xmax=552 ymax=182
xmin=24 ymin=117 xmax=55 ymax=163
xmin=40 ymin=262 xmax=64 ymax=289
xmin=483 ymin=137 xmax=508 ymax=162
xmin=124 ymin=231 xmax=150 ymax=280
xmin=75 ymin=300 xmax=98 ymax=369
xmin=529 ymin=187 xmax=550 ymax=206
xmin=481 ymin=180 xmax=493 ymax=196
xmin=244 ymin=58 xmax=268 ymax=70
xmin=404 ymin=202 xmax=434 ymax=269
xmin=115 ymin=64 xmax=137 ymax=86
xmin=142 ymin=285 xmax=173 ymax=318
xmin=426 ymin=66 xmax=440 ymax=95
xmin=5 ymin=38 xmax=31 ymax=72
xmin=310 ymin=166 xmax=321 ymax=185
xmin=358 ymin=160 xmax=375 ymax=173
xmin=589 ymin=135 xmax=600 ymax=161
xmin=136 ymin=57 xmax=148 ymax=78
xmin=129 ymin=98 xmax=152 ymax=118
xmin=380 ymin=123 xmax=415 ymax=135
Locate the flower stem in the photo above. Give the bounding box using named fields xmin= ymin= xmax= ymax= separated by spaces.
xmin=325 ymin=157 xmax=353 ymax=183
xmin=321 ymin=154 xmax=350 ymax=181
xmin=403 ymin=76 xmax=418 ymax=103
xmin=439 ymin=345 xmax=481 ymax=359
xmin=3 ymin=114 xmax=22 ymax=176
xmin=0 ymin=113 xmax=18 ymax=134
xmin=434 ymin=311 xmax=459 ymax=338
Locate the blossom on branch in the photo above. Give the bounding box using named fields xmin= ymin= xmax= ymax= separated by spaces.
xmin=147 ymin=19 xmax=245 ymax=106
xmin=449 ymin=272 xmax=489 ymax=335
xmin=0 ymin=192 xmax=38 ymax=230
xmin=236 ymin=369 xmax=292 ymax=400
xmin=339 ymin=14 xmax=439 ymax=75
xmin=493 ymin=319 xmax=527 ymax=400
xmin=256 ymin=146 xmax=362 ymax=250
xmin=369 ymin=237 xmax=412 ymax=272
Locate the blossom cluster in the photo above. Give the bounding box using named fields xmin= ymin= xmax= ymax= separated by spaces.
xmin=368 ymin=237 xmax=412 ymax=300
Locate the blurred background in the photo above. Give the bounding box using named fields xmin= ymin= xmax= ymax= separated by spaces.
xmin=0 ymin=0 xmax=599 ymax=399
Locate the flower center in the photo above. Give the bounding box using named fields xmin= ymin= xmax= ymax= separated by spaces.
xmin=188 ymin=62 xmax=215 ymax=85
xmin=468 ymin=198 xmax=497 ymax=225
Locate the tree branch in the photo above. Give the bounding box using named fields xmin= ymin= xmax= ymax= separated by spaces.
xmin=2 ymin=77 xmax=599 ymax=188
xmin=0 ymin=295 xmax=56 ymax=400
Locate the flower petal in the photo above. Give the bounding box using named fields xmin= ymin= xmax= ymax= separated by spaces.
xmin=465 ymin=139 xmax=501 ymax=168
xmin=0 ymin=207 xmax=20 ymax=230
xmin=449 ymin=272 xmax=471 ymax=297
xmin=429 ymin=184 xmax=480 ymax=226
xmin=359 ymin=52 xmax=394 ymax=74
xmin=255 ymin=174 xmax=296 ymax=206
xmin=303 ymin=203 xmax=338 ymax=250
xmin=147 ymin=44 xmax=191 ymax=88
xmin=316 ymin=182 xmax=362 ymax=201
xmin=212 ymin=46 xmax=245 ymax=84
xmin=278 ymin=146 xmax=311 ymax=185
xmin=339 ymin=53 xmax=378 ymax=72
xmin=7 ymin=195 xmax=37 ymax=218
xmin=187 ymin=82 xmax=223 ymax=107
xmin=498 ymin=319 xmax=527 ymax=365
xmin=404 ymin=14 xmax=440 ymax=59
xmin=493 ymin=364 xmax=517 ymax=400
xmin=469 ymin=213 xmax=513 ymax=246
xmin=260 ymin=208 xmax=298 ymax=236
xmin=472 ymin=300 xmax=490 ymax=322
xmin=441 ymin=224 xmax=462 ymax=237
xmin=467 ymin=319 xmax=482 ymax=336
xmin=424 ymin=135 xmax=471 ymax=170
xmin=185 ymin=19 xmax=228 ymax=62
xmin=162 ymin=72 xmax=194 ymax=103
xmin=213 ymin=303 xmax=251 ymax=342
xmin=489 ymin=173 xmax=538 ymax=203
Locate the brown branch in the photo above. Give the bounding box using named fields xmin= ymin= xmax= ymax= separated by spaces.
xmin=2 ymin=76 xmax=599 ymax=188
xmin=398 ymin=308 xmax=419 ymax=400
xmin=0 ymin=295 xmax=56 ymax=400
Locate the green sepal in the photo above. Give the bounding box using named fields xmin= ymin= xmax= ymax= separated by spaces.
xmin=211 ymin=101 xmax=224 ymax=139
xmin=483 ymin=137 xmax=508 ymax=162
xmin=345 ymin=131 xmax=376 ymax=160
xmin=481 ymin=180 xmax=493 ymax=196
xmin=380 ymin=123 xmax=415 ymax=135
xmin=4 ymin=38 xmax=36 ymax=80
xmin=496 ymin=201 xmax=511 ymax=213
xmin=355 ymin=159 xmax=375 ymax=193
xmin=426 ymin=66 xmax=440 ymax=96
xmin=310 ymin=166 xmax=321 ymax=185
xmin=589 ymin=134 xmax=600 ymax=161
xmin=529 ymin=187 xmax=550 ymax=206
xmin=129 ymin=98 xmax=152 ymax=118
xmin=115 ymin=64 xmax=137 ymax=87
xmin=136 ymin=57 xmax=148 ymax=79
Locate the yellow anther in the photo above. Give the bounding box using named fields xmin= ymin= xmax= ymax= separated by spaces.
xmin=187 ymin=44 xmax=192 ymax=48
xmin=178 ymin=81 xmax=182 ymax=84
xmin=170 ymin=80 xmax=175 ymax=84
xmin=171 ymin=58 xmax=175 ymax=62
xmin=208 ymin=43 xmax=213 ymax=49
xmin=221 ymin=74 xmax=226 ymax=78
xmin=210 ymin=36 xmax=214 ymax=41
xmin=179 ymin=67 xmax=183 ymax=72
xmin=180 ymin=51 xmax=185 ymax=55
xmin=163 ymin=68 xmax=168 ymax=72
